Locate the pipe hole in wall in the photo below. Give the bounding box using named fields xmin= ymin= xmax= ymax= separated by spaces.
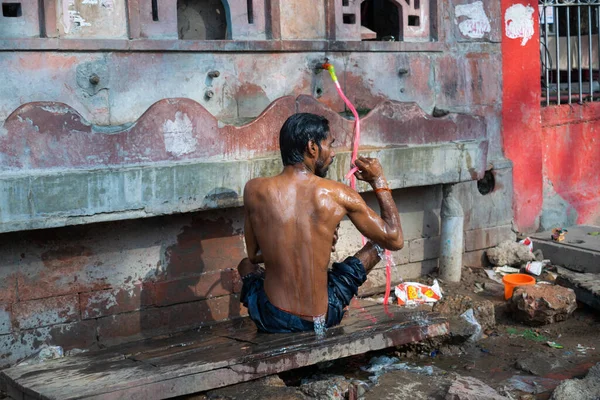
xmin=2 ymin=2 xmax=22 ymax=17
xmin=343 ymin=13 xmax=356 ymax=24
xmin=477 ymin=170 xmax=495 ymax=196
xmin=152 ymin=0 xmax=159 ymax=21
xmin=247 ymin=0 xmax=253 ymax=24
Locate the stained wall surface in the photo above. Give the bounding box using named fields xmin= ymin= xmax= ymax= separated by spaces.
xmin=0 ymin=0 xmax=512 ymax=367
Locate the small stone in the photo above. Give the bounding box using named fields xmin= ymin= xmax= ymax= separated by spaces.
xmin=486 ymin=240 xmax=536 ymax=267
xmin=509 ymin=284 xmax=577 ymax=326
xmin=445 ymin=376 xmax=508 ymax=399
xmin=299 ymin=374 xmax=350 ymax=400
xmin=551 ymin=362 xmax=600 ymax=400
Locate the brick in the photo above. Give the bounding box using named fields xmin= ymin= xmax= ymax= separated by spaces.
xmin=98 ymin=294 xmax=246 ymax=347
xmin=165 ymin=218 xmax=246 ymax=279
xmin=409 ymin=236 xmax=441 ymax=262
xmin=0 ymin=320 xmax=97 ymax=368
xmin=0 ymin=270 xmax=17 ymax=303
xmin=80 ymin=283 xmax=153 ymax=319
xmin=153 ymin=269 xmax=238 ymax=307
xmin=465 ymin=225 xmax=515 ymax=252
xmin=0 ymin=303 xmax=11 ymax=335
xmin=463 ymin=249 xmax=489 ymax=268
xmin=359 ymin=260 xmax=438 ymax=296
xmin=13 ymin=295 xmax=79 ymax=330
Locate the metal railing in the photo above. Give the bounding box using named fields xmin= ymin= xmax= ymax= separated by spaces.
xmin=540 ymin=0 xmax=600 ymax=105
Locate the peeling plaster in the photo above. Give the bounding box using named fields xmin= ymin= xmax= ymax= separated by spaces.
xmin=163 ymin=112 xmax=197 ymax=157
xmin=505 ymin=3 xmax=535 ymax=46
xmin=455 ymin=1 xmax=491 ymax=39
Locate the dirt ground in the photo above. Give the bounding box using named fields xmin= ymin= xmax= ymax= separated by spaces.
xmin=186 ymin=267 xmax=600 ymax=400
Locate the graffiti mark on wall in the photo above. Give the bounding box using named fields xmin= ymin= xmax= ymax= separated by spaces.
xmin=163 ymin=112 xmax=197 ymax=157
xmin=505 ymin=3 xmax=535 ymax=46
xmin=455 ymin=1 xmax=491 ymax=39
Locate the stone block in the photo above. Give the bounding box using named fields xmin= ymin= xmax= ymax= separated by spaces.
xmin=13 ymin=295 xmax=79 ymax=330
xmin=152 ymin=269 xmax=238 ymax=307
xmin=450 ymin=0 xmax=502 ymax=43
xmin=462 ymin=249 xmax=488 ymax=268
xmin=137 ymin=0 xmax=177 ymax=39
xmin=0 ymin=320 xmax=97 ymax=368
xmin=0 ymin=0 xmax=40 ymax=38
xmin=435 ymin=52 xmax=502 ymax=108
xmin=80 ymin=284 xmax=151 ymax=320
xmin=0 ymin=270 xmax=17 ymax=303
xmin=465 ymin=225 xmax=515 ymax=252
xmin=229 ymin=0 xmax=268 ymax=40
xmin=445 ymin=375 xmax=507 ymax=400
xmin=453 ymin=167 xmax=514 ymax=231
xmin=97 ymin=294 xmax=245 ymax=347
xmin=555 ymin=267 xmax=600 ymax=312
xmin=56 ymin=0 xmax=128 ymax=39
xmin=344 ymin=53 xmax=436 ymax=113
xmin=0 ymin=303 xmax=11 ymax=335
xmin=409 ymin=236 xmax=441 ymax=262
xmin=279 ymin=0 xmax=326 ymax=39
xmin=550 ymin=362 xmax=600 ymax=400
xmin=510 ymin=284 xmax=577 ymax=326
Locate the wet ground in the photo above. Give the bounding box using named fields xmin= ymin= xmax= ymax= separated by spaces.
xmin=180 ymin=267 xmax=600 ymax=400
xmin=1 ymin=267 xmax=598 ymax=400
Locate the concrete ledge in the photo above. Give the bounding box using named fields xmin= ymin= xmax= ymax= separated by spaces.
xmin=531 ymin=225 xmax=600 ymax=274
xmin=0 ymin=38 xmax=447 ymax=53
xmin=0 ymin=140 xmax=488 ymax=233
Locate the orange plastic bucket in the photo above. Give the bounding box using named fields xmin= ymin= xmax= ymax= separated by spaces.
xmin=502 ymin=273 xmax=536 ymax=300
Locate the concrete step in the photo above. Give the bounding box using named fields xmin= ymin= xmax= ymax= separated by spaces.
xmin=530 ymin=225 xmax=600 ymax=274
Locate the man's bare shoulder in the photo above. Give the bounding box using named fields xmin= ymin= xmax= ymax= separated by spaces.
xmin=314 ymin=177 xmax=363 ymax=207
xmin=244 ymin=176 xmax=275 ymax=192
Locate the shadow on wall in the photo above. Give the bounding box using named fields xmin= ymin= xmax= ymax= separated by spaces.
xmin=139 ymin=211 xmax=245 ymax=340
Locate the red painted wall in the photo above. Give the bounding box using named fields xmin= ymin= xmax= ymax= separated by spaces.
xmin=542 ymin=104 xmax=600 ymax=225
xmin=502 ymin=0 xmax=543 ymax=233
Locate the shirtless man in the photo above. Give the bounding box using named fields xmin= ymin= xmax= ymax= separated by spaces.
xmin=238 ymin=113 xmax=403 ymax=333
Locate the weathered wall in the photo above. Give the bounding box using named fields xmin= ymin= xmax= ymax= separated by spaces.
xmin=540 ymin=103 xmax=600 ymax=230
xmin=0 ymin=170 xmax=514 ymax=368
xmin=0 ymin=0 xmax=513 ymax=367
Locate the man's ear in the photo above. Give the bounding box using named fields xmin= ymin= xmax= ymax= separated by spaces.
xmin=306 ymin=140 xmax=319 ymax=159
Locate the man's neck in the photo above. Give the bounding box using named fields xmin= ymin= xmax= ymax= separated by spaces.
xmin=283 ymin=163 xmax=315 ymax=177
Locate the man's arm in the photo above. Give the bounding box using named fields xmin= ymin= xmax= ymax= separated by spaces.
xmin=243 ymin=182 xmax=264 ymax=264
xmin=341 ymin=157 xmax=404 ymax=251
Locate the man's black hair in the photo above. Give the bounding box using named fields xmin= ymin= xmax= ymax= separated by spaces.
xmin=279 ymin=113 xmax=330 ymax=166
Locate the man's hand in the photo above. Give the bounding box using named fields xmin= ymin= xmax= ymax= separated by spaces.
xmin=353 ymin=157 xmax=386 ymax=187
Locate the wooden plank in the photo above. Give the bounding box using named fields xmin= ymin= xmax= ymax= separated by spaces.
xmin=1 ymin=307 xmax=448 ymax=400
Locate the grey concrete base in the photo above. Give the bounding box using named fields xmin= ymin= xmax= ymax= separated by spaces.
xmin=531 ymin=225 xmax=600 ymax=274
xmin=556 ymin=267 xmax=600 ymax=312
xmin=0 ymin=140 xmax=487 ymax=234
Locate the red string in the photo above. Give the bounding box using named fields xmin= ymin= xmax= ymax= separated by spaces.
xmin=330 ymin=77 xmax=393 ymax=311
